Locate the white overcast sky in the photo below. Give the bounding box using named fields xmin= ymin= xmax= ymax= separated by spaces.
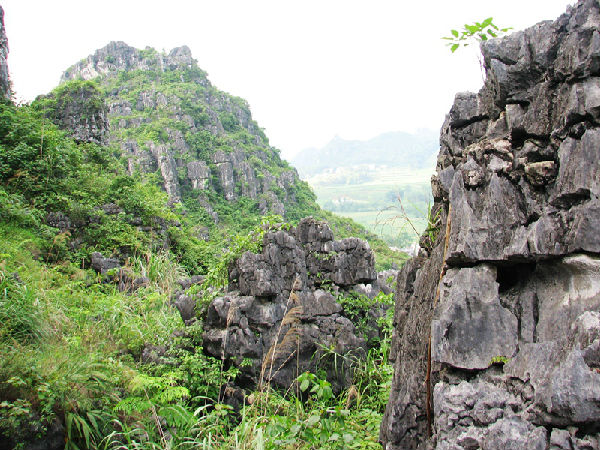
xmin=2 ymin=0 xmax=575 ymax=159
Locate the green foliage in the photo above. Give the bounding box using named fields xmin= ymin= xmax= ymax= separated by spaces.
xmin=0 ymin=269 xmax=45 ymax=343
xmin=33 ymin=79 xmax=105 ymax=120
xmin=443 ymin=18 xmax=512 ymax=52
xmin=0 ymin=43 xmax=407 ymax=450
xmin=421 ymin=204 xmax=442 ymax=251
xmin=337 ymin=291 xmax=394 ymax=344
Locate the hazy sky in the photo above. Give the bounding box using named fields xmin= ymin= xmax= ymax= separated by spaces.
xmin=2 ymin=0 xmax=574 ymax=159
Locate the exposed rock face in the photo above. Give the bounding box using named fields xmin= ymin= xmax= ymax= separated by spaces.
xmin=381 ymin=1 xmax=600 ymax=449
xmin=202 ymin=218 xmax=383 ymax=392
xmin=38 ymin=81 xmax=109 ymax=145
xmin=0 ymin=8 xmax=8 ymax=99
xmin=0 ymin=6 xmax=9 ymax=101
xmin=60 ymin=42 xmax=307 ymax=215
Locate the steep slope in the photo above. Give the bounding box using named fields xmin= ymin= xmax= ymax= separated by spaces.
xmin=35 ymin=42 xmax=402 ymax=270
xmin=58 ymin=41 xmax=316 ymax=222
xmin=381 ymin=1 xmax=600 ymax=449
xmin=0 ymin=33 xmax=401 ymax=449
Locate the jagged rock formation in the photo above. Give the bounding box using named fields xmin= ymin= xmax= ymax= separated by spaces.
xmin=381 ymin=1 xmax=600 ymax=449
xmin=60 ymin=42 xmax=311 ymax=215
xmin=37 ymin=81 xmax=109 ymax=144
xmin=0 ymin=5 xmax=10 ymax=100
xmin=201 ymin=217 xmax=391 ymax=392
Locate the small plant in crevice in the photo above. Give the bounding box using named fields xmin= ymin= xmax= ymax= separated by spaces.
xmin=336 ymin=290 xmax=394 ymax=345
xmin=421 ymin=203 xmax=442 ymax=252
xmin=442 ymin=18 xmax=512 ymax=81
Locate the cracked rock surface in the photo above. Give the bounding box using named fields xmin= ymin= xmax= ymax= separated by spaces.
xmin=381 ymin=1 xmax=600 ymax=449
xmin=202 ymin=217 xmax=392 ymax=393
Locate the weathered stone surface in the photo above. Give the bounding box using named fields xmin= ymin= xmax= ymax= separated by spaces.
xmin=381 ymin=1 xmax=600 ymax=449
xmin=46 ymin=211 xmax=72 ymax=232
xmin=187 ymin=160 xmax=210 ymax=190
xmin=434 ymin=379 xmax=547 ymax=450
xmin=149 ymin=141 xmax=181 ymax=202
xmin=202 ymin=217 xmax=382 ymax=392
xmin=90 ymin=252 xmax=121 ymax=275
xmin=380 ymin=225 xmax=447 ymax=450
xmin=432 ymin=265 xmax=518 ymax=370
xmin=38 ymin=81 xmax=109 ymax=145
xmin=0 ymin=6 xmax=10 ymax=101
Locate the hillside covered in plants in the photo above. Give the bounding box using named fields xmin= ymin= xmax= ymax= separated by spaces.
xmin=0 ymin=13 xmax=402 ymax=450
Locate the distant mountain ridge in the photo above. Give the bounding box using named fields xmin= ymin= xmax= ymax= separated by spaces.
xmin=292 ymin=130 xmax=439 ymax=178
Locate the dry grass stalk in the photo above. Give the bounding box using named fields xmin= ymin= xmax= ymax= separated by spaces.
xmin=258 ymin=275 xmax=303 ymax=403
xmin=346 ymin=384 xmax=360 ymax=409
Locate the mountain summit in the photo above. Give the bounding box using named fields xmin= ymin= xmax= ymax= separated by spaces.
xmin=54 ymin=41 xmax=316 ymax=220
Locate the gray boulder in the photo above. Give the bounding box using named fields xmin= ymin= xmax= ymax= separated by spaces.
xmin=90 ymin=252 xmax=121 ymax=274
xmin=203 ymin=217 xmax=381 ymax=392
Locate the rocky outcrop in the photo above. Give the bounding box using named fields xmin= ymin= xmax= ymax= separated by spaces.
xmin=38 ymin=81 xmax=108 ymax=145
xmin=61 ymin=42 xmax=198 ymax=84
xmin=59 ymin=42 xmax=308 ymax=218
xmin=0 ymin=6 xmax=9 ymax=101
xmin=381 ymin=1 xmax=600 ymax=449
xmin=202 ymin=218 xmax=388 ymax=393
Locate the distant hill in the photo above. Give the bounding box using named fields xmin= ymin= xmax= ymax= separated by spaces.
xmin=292 ymin=131 xmax=438 ymax=248
xmin=292 ymin=130 xmax=439 ymax=178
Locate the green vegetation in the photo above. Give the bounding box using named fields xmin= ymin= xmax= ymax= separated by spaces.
xmin=442 ymin=18 xmax=512 ymax=53
xmin=310 ymin=167 xmax=434 ymax=249
xmin=0 ymin=44 xmax=403 ymax=448
xmin=489 ymin=356 xmax=509 ymax=366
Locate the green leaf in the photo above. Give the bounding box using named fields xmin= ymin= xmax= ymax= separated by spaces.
xmin=451 ymin=29 xmax=459 ymax=38
xmin=81 ymin=420 xmax=90 ymax=449
xmin=300 ymin=378 xmax=309 ymax=392
xmin=480 ymin=34 xmax=488 ymax=41
xmin=85 ymin=413 xmax=98 ymax=434
xmin=451 ymin=44 xmax=459 ymax=53
xmin=306 ymin=414 xmax=321 ymax=427
xmin=343 ymin=433 xmax=354 ymax=443
xmin=482 ymin=17 xmax=493 ymax=27
xmin=488 ymin=30 xmax=497 ymax=37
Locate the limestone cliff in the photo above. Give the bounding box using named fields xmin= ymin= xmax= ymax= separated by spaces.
xmin=0 ymin=5 xmax=10 ymax=100
xmin=59 ymin=42 xmax=313 ymax=217
xmin=380 ymin=1 xmax=600 ymax=449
